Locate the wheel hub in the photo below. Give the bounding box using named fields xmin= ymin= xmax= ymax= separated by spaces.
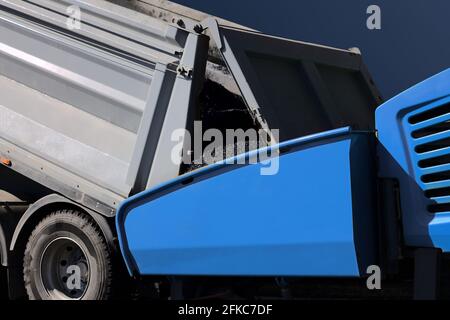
xmin=40 ymin=237 xmax=90 ymax=300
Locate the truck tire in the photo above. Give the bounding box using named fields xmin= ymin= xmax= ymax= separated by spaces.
xmin=23 ymin=210 xmax=112 ymax=300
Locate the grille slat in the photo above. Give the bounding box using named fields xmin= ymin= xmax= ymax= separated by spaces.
xmin=412 ymin=121 xmax=450 ymax=139
xmin=417 ymin=146 xmax=450 ymax=161
xmin=414 ymin=129 xmax=450 ymax=148
xmin=411 ymin=112 xmax=450 ymax=131
xmin=423 ymin=179 xmax=450 ymax=190
xmin=421 ymin=170 xmax=450 ymax=183
xmin=425 ymin=187 xmax=450 ymax=198
xmin=419 ymin=153 xmax=450 ymax=168
xmin=421 ymin=163 xmax=450 ymax=175
xmin=409 ymin=102 xmax=450 ymax=124
xmin=428 ymin=195 xmax=450 ymax=204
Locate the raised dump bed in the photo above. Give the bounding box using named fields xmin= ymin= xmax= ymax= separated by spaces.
xmin=0 ymin=0 xmax=381 ymax=217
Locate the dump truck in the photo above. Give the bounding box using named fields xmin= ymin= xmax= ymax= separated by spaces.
xmin=0 ymin=0 xmax=448 ymax=300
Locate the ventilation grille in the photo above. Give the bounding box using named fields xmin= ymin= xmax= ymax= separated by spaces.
xmin=408 ymin=101 xmax=450 ymax=213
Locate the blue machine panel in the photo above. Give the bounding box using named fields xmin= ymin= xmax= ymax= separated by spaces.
xmin=116 ymin=127 xmax=377 ymax=277
xmin=376 ymin=68 xmax=450 ymax=250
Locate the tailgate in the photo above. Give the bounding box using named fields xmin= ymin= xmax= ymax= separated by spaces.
xmin=203 ymin=18 xmax=382 ymax=142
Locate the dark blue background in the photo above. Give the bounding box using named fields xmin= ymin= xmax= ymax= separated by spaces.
xmin=173 ymin=0 xmax=450 ymax=99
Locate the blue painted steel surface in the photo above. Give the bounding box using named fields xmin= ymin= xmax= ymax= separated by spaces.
xmin=116 ymin=127 xmax=377 ymax=277
xmin=376 ymin=68 xmax=450 ymax=250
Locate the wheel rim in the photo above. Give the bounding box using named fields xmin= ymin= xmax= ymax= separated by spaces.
xmin=39 ymin=237 xmax=90 ymax=300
